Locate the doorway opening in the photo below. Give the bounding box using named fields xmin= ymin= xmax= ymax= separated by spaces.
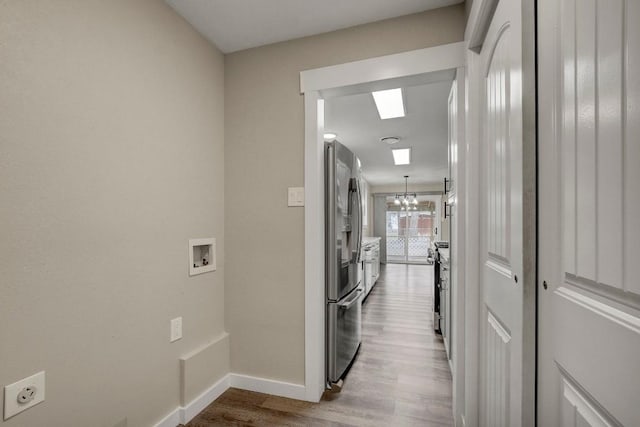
xmin=320 ymin=69 xmax=455 ymax=416
xmin=385 ymin=195 xmax=441 ymax=264
xmin=301 ymin=42 xmax=466 ymax=403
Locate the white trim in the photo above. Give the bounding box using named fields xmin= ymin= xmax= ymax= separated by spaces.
xmin=154 ymin=372 xmax=306 ymax=427
xmin=154 ymin=374 xmax=230 ymax=427
xmin=560 ymin=372 xmax=617 ymax=427
xmin=304 ymin=91 xmax=326 ymax=403
xmin=300 ymin=42 xmax=466 ymax=94
xmin=465 ymin=0 xmax=499 ymax=51
xmin=463 ymin=47 xmax=482 ymax=427
xmin=229 ymin=374 xmax=307 ymax=401
xmin=487 ymin=311 xmax=512 ymax=343
xmin=182 ymin=375 xmax=230 ymax=423
xmin=556 ymin=286 xmax=640 ymax=335
xmin=154 ymin=408 xmax=181 ymax=427
xmin=450 ymin=66 xmax=468 ymax=427
xmin=302 ymin=42 xmax=466 ymax=403
xmin=485 ymin=259 xmax=513 ymax=279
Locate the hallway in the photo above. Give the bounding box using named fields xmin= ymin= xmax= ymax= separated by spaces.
xmin=187 ymin=264 xmax=452 ymax=426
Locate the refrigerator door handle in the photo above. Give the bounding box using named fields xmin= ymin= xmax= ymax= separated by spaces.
xmin=355 ymin=178 xmax=363 ymax=263
xmin=348 ymin=177 xmax=362 ymax=264
xmin=337 ymin=288 xmax=363 ymax=309
xmin=325 ymin=142 xmax=337 ymax=300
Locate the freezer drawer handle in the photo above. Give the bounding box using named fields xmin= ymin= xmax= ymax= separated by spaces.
xmin=337 ymin=289 xmax=362 ymax=310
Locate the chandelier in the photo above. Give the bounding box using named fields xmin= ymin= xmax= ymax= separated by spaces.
xmin=394 ymin=175 xmax=418 ymax=211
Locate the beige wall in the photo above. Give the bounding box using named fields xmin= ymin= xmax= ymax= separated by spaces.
xmin=225 ymin=5 xmax=466 ymax=385
xmin=466 ymin=0 xmax=474 ymax=18
xmin=0 ymin=1 xmax=226 ymax=426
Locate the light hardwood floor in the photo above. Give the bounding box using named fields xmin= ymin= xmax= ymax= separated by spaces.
xmin=187 ymin=264 xmax=452 ymax=426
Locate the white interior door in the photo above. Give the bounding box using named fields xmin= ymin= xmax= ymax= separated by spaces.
xmin=538 ymin=0 xmax=640 ymax=425
xmin=479 ymin=0 xmax=528 ymax=425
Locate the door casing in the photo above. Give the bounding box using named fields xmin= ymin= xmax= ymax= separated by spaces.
xmin=301 ymin=43 xmax=466 ymax=402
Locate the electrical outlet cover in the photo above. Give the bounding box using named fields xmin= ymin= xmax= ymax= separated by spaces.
xmin=4 ymin=371 xmax=45 ymax=420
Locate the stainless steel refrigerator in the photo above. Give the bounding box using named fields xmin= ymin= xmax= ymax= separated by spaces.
xmin=325 ymin=140 xmax=363 ymax=386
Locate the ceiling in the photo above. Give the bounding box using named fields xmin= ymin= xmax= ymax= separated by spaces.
xmin=165 ymin=0 xmax=463 ymax=53
xmin=165 ymin=0 xmax=455 ymax=187
xmin=325 ymin=79 xmax=451 ymax=187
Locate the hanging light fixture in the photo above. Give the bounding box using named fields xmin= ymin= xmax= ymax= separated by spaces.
xmin=395 ymin=175 xmax=418 ymax=211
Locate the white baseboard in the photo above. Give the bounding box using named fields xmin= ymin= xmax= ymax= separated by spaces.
xmin=154 ymin=409 xmax=181 ymax=427
xmin=155 ymin=374 xmax=230 ymax=427
xmin=182 ymin=374 xmax=230 ymax=422
xmin=229 ymin=373 xmax=306 ymax=401
xmin=155 ymin=373 xmax=306 ymax=427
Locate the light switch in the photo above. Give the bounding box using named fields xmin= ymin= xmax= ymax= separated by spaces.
xmin=170 ymin=317 xmax=182 ymax=342
xmin=288 ymin=187 xmax=304 ymax=207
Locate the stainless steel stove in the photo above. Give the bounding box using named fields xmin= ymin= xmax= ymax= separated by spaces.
xmin=433 ymin=241 xmax=449 ymax=334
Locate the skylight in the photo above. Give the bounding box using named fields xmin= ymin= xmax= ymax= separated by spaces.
xmin=372 ymin=88 xmax=405 ymax=119
xmin=392 ymin=148 xmax=411 ymax=165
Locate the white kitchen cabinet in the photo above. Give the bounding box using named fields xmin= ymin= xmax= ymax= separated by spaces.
xmin=362 ymin=237 xmax=381 ymax=298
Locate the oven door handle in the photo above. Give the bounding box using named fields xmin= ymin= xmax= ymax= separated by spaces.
xmin=337 ymin=288 xmax=363 ymax=310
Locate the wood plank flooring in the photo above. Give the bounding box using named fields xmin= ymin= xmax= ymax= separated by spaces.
xmin=187 ymin=264 xmax=452 ymax=426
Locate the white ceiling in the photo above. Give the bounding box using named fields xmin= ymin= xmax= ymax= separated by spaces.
xmin=325 ymin=79 xmax=452 ymax=187
xmin=165 ymin=0 xmax=464 ymax=53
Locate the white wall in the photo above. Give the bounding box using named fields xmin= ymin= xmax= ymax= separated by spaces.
xmin=0 ymin=1 xmax=226 ymax=425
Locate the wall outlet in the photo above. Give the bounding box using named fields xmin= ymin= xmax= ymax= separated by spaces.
xmin=170 ymin=317 xmax=182 ymax=342
xmin=16 ymin=387 xmax=36 ymax=404
xmin=3 ymin=371 xmax=45 ymax=420
xmin=288 ymin=187 xmax=304 ymax=207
